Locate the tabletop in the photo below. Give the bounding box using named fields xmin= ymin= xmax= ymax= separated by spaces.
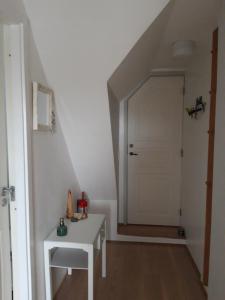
xmin=45 ymin=214 xmax=105 ymax=246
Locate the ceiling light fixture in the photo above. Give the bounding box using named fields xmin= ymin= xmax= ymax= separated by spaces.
xmin=172 ymin=40 xmax=196 ymax=57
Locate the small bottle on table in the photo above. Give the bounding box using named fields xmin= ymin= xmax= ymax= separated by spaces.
xmin=57 ymin=218 xmax=67 ymax=236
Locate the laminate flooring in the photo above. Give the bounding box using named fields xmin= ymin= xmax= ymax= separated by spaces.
xmin=54 ymin=242 xmax=206 ymax=300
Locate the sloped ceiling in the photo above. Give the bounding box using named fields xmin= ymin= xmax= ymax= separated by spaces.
xmin=0 ymin=0 xmax=26 ymax=22
xmin=108 ymin=1 xmax=174 ymax=101
xmin=109 ymin=0 xmax=221 ymax=101
xmin=23 ymin=0 xmax=169 ymax=200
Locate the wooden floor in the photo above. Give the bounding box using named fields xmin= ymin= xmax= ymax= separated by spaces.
xmin=54 ymin=242 xmax=206 ymax=300
xmin=118 ymin=224 xmax=181 ymax=239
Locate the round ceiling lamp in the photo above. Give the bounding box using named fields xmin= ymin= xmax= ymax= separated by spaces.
xmin=172 ymin=40 xmax=196 ymax=57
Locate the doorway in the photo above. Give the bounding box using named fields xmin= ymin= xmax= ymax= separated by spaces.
xmin=127 ymin=76 xmax=184 ymax=226
xmin=0 ymin=24 xmax=33 ymax=299
xmin=0 ymin=26 xmax=12 ymax=300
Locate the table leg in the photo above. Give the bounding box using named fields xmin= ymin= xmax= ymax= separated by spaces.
xmin=88 ymin=245 xmax=94 ymax=300
xmin=44 ymin=244 xmax=52 ymax=300
xmin=102 ymin=221 xmax=106 ymax=278
xmin=68 ymin=268 xmax=72 ymax=275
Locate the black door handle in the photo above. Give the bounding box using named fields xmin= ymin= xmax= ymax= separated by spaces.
xmin=129 ymin=152 xmax=138 ymax=156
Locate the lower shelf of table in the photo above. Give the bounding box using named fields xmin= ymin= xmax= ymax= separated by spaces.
xmin=50 ymin=248 xmax=100 ymax=270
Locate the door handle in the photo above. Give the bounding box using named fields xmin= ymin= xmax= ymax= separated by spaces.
xmin=129 ymin=152 xmax=138 ymax=156
xmin=1 ymin=198 xmax=8 ymax=207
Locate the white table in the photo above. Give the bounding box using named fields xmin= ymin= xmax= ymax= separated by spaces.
xmin=44 ymin=214 xmax=106 ymax=300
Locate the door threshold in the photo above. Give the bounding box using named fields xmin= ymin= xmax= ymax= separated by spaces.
xmin=118 ymin=224 xmax=184 ymax=240
xmin=115 ymin=234 xmax=186 ymax=245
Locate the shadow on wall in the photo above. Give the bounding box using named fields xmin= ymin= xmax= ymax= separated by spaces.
xmin=107 ymin=84 xmax=120 ymax=193
xmin=29 ymin=29 xmax=81 ymax=298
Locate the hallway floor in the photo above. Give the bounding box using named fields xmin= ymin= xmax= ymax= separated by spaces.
xmin=54 ymin=242 xmax=206 ymax=300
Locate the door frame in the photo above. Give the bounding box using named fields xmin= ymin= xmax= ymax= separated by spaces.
xmin=203 ymin=28 xmax=218 ymax=286
xmin=0 ymin=24 xmax=12 ymax=300
xmin=118 ymin=73 xmax=185 ymax=225
xmin=3 ymin=23 xmax=33 ymax=299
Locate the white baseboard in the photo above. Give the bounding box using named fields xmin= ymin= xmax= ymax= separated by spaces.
xmin=113 ymin=235 xmax=186 ymax=244
xmin=89 ymin=199 xmax=118 ymax=239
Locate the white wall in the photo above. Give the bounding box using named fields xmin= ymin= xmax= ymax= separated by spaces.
xmin=23 ymin=0 xmax=169 ymax=202
xmin=181 ymin=49 xmax=211 ymax=275
xmin=4 ymin=0 xmax=225 ymax=299
xmin=208 ymin=3 xmax=225 ymax=299
xmin=108 ymin=84 xmax=120 ymax=189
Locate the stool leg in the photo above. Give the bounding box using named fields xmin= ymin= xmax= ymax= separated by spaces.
xmin=102 ymin=220 xmax=106 ymax=278
xmin=44 ymin=245 xmax=52 ymax=300
xmin=88 ymin=245 xmax=94 ymax=300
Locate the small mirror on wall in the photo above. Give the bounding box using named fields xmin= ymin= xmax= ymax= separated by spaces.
xmin=33 ymin=82 xmax=55 ymax=131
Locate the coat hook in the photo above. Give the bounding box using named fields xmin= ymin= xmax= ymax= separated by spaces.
xmin=186 ymin=96 xmax=206 ymax=119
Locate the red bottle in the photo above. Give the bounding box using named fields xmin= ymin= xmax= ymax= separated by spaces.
xmin=77 ymin=192 xmax=88 ymax=215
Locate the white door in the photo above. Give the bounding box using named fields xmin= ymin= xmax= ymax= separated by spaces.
xmin=127 ymin=76 xmax=183 ymax=225
xmin=0 ymin=27 xmax=12 ymax=300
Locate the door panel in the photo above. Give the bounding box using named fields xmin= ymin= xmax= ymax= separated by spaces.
xmin=0 ymin=26 xmax=12 ymax=300
xmin=127 ymin=76 xmax=183 ymax=225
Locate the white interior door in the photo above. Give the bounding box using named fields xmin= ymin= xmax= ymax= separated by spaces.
xmin=127 ymin=76 xmax=183 ymax=225
xmin=0 ymin=26 xmax=12 ymax=300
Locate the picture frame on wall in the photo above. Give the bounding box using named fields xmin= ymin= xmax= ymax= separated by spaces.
xmin=32 ymin=81 xmax=55 ymax=132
